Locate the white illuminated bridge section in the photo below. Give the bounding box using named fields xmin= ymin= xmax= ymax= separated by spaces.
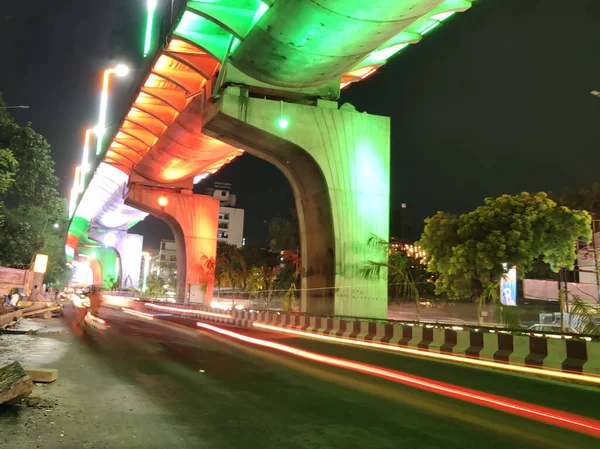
xmin=76 ymin=163 xmax=148 ymax=230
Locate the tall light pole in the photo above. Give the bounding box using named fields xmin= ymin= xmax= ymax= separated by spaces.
xmin=0 ymin=105 xmax=29 ymax=109
xmin=29 ymin=219 xmax=59 ymax=266
xmin=69 ymin=166 xmax=82 ymax=218
xmin=80 ymin=128 xmax=97 ymax=191
xmin=95 ymin=64 xmax=129 ymax=156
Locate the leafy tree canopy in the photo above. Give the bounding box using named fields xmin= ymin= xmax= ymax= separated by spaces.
xmin=0 ymin=148 xmax=17 ymax=224
xmin=419 ymin=192 xmax=591 ymax=300
xmin=0 ymin=95 xmax=67 ymax=285
xmin=268 ymin=214 xmax=299 ymax=251
xmin=553 ymin=182 xmax=600 ymax=219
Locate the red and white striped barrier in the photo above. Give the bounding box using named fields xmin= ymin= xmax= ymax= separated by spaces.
xmin=137 ymin=303 xmax=600 ymax=380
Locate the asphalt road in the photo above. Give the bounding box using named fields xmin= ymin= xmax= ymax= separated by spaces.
xmin=3 ymin=306 xmax=598 ymax=449
xmin=88 ymin=308 xmax=600 ymax=448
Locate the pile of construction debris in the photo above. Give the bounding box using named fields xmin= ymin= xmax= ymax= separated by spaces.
xmin=1 ymin=301 xmax=63 ymax=331
xmin=0 ymin=360 xmax=58 ymax=406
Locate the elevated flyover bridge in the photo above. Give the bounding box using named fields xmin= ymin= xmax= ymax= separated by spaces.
xmin=66 ymin=0 xmax=475 ymax=319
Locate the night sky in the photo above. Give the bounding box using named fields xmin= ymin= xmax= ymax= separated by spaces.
xmin=2 ymin=0 xmax=600 ymax=249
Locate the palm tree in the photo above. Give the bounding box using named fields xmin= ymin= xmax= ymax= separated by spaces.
xmin=571 ymin=297 xmax=600 ymax=335
xmin=214 ymin=254 xmax=227 ymax=298
xmin=360 ymin=235 xmax=421 ymax=321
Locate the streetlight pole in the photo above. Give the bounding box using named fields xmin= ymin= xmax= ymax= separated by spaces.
xmin=0 ymin=105 xmax=29 ymax=109
xmin=29 ymin=219 xmax=59 ymax=267
xmin=95 ymin=64 xmax=129 ymax=156
xmin=80 ymin=128 xmax=97 ymax=191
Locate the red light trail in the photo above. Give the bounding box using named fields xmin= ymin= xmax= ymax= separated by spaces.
xmin=196 ymin=322 xmax=600 ymax=438
xmin=252 ymin=322 xmax=600 ymax=385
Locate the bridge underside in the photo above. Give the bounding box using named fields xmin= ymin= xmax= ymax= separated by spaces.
xmin=67 ymin=0 xmax=474 ymax=317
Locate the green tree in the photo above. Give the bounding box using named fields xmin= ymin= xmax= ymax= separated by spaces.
xmin=419 ymin=192 xmax=592 ymax=305
xmin=3 ymin=123 xmax=60 ymax=207
xmin=554 ymin=182 xmax=600 ymax=218
xmin=144 ymin=274 xmax=167 ymax=299
xmin=0 ymin=201 xmax=68 ymax=284
xmin=268 ymin=216 xmax=299 ymax=251
xmin=216 ymin=243 xmax=248 ymax=292
xmin=360 ymin=235 xmax=423 ymax=321
xmin=239 ymin=244 xmax=276 ymax=268
xmin=0 ymin=100 xmax=67 ymax=286
xmin=0 ymin=148 xmax=17 ymax=224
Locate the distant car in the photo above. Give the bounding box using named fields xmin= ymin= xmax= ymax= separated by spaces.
xmin=528 ymin=324 xmax=578 ymax=334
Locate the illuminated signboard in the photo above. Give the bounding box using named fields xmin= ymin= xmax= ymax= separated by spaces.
xmin=33 ymin=254 xmax=49 ymax=274
xmin=500 ymin=263 xmax=517 ymax=306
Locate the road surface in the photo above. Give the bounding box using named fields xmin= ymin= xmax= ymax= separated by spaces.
xmin=2 ymin=306 xmax=599 ymax=448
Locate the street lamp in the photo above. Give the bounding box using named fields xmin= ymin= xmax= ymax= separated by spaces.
xmin=591 ymin=90 xmax=600 ymax=99
xmin=0 ymin=105 xmax=29 ymax=109
xmin=96 ymin=64 xmax=129 ymax=156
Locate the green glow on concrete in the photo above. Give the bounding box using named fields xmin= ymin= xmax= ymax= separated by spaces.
xmin=175 ymin=11 xmax=233 ymax=61
xmin=277 ymin=117 xmax=289 ymax=129
xmin=420 ymin=21 xmax=441 ymax=35
xmin=78 ymin=245 xmax=119 ymax=288
xmin=218 ymin=91 xmax=390 ymax=318
xmin=231 ymin=37 xmax=241 ymax=52
xmin=177 ymin=0 xmax=268 ymax=62
xmin=187 ymin=0 xmax=267 ymax=39
xmin=68 ymin=216 xmax=91 ymax=239
xmin=431 ymin=11 xmax=456 ymax=21
xmin=144 ymin=0 xmax=157 ymax=57
xmin=250 ymin=2 xmax=269 ymax=27
xmin=348 ymin=0 xmax=473 ymax=78
xmin=369 ymin=44 xmax=408 ymax=63
xmin=127 ymin=219 xmax=141 ymax=229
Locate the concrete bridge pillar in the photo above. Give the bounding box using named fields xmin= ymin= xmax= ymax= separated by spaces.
xmin=76 ymin=246 xmax=119 ymax=289
xmin=125 ymin=184 xmax=219 ymax=305
xmin=88 ymin=229 xmax=144 ymax=290
xmin=204 ymin=87 xmax=390 ymax=319
xmin=113 ymin=234 xmax=143 ymax=290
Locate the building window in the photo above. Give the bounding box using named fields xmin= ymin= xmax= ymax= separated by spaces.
xmin=162 ymin=242 xmax=166 ymax=249
xmin=218 ymin=231 xmax=229 ymax=239
xmin=170 ymin=255 xmax=177 ymax=261
xmin=160 ymin=255 xmax=165 ymax=260
xmin=221 ymin=191 xmax=227 ymax=197
xmin=218 ymin=222 xmax=229 ymax=229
